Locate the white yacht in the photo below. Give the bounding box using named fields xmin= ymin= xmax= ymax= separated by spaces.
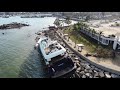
xmin=36 ymin=36 xmax=76 ymax=78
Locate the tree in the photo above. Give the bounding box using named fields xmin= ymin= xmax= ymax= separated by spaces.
xmin=61 ymin=20 xmax=65 ymax=33
xmin=61 ymin=20 xmax=65 ymax=27
xmin=73 ymin=24 xmax=79 ymax=32
xmin=76 ymin=22 xmax=82 ymax=30
xmin=85 ymin=15 xmax=90 ymax=22
xmin=92 ymin=29 xmax=96 ymax=37
xmin=98 ymin=31 xmax=103 ymax=44
xmin=65 ymin=16 xmax=72 ymax=26
xmin=54 ymin=18 xmax=61 ymax=28
xmin=73 ymin=24 xmax=80 ymax=48
xmin=65 ymin=16 xmax=72 ymax=41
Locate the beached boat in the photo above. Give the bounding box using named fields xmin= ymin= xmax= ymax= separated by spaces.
xmin=35 ymin=36 xmax=76 ymax=78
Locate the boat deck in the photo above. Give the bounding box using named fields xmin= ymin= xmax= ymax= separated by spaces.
xmin=48 ymin=57 xmax=75 ymax=78
xmin=40 ymin=37 xmax=66 ymax=62
xmin=49 ymin=55 xmax=65 ymax=65
xmin=44 ymin=42 xmax=62 ymax=55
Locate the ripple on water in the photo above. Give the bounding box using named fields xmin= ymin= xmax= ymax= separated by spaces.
xmin=19 ymin=50 xmax=48 ymax=78
xmin=0 ymin=17 xmax=76 ymax=78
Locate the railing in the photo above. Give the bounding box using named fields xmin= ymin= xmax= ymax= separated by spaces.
xmin=56 ymin=31 xmax=120 ymax=75
xmin=80 ymin=29 xmax=115 ymax=45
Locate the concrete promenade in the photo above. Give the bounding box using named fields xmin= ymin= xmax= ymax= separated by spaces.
xmin=56 ymin=30 xmax=120 ymax=75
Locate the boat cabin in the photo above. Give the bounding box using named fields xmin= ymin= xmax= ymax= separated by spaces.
xmin=39 ymin=37 xmax=66 ymax=65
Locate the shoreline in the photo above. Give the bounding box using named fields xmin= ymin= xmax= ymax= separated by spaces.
xmin=36 ymin=28 xmax=120 ymax=78
xmin=56 ymin=29 xmax=120 ymax=76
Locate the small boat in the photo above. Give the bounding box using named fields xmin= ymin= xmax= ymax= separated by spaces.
xmin=36 ymin=36 xmax=76 ymax=78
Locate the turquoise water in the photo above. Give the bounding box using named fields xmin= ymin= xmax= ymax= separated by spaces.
xmin=0 ymin=16 xmax=56 ymax=78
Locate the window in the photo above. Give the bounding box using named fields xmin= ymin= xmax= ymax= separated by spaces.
xmin=105 ymin=40 xmax=109 ymax=44
xmin=99 ymin=37 xmax=102 ymax=42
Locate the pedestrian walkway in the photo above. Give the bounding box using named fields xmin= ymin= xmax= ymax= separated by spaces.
xmin=56 ymin=30 xmax=120 ymax=73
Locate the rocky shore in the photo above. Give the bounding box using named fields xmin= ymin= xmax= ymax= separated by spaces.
xmin=0 ymin=22 xmax=29 ymax=30
xmin=36 ymin=29 xmax=120 ymax=78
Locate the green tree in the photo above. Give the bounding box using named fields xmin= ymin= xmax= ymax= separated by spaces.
xmin=65 ymin=16 xmax=72 ymax=41
xmin=54 ymin=18 xmax=61 ymax=28
xmin=85 ymin=15 xmax=90 ymax=22
xmin=76 ymin=22 xmax=82 ymax=30
xmin=61 ymin=20 xmax=65 ymax=33
xmin=73 ymin=24 xmax=80 ymax=48
xmin=73 ymin=24 xmax=79 ymax=32
xmin=91 ymin=29 xmax=96 ymax=37
xmin=65 ymin=16 xmax=72 ymax=26
xmin=98 ymin=31 xmax=103 ymax=44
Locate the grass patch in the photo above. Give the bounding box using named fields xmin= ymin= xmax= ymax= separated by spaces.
xmin=64 ymin=26 xmax=113 ymax=53
xmin=64 ymin=28 xmax=97 ymax=53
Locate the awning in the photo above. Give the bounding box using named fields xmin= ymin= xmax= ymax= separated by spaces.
xmin=76 ymin=44 xmax=84 ymax=47
xmin=64 ymin=34 xmax=68 ymax=36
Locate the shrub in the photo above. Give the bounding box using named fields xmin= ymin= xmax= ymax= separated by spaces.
xmin=116 ymin=23 xmax=120 ymax=26
xmin=96 ymin=46 xmax=114 ymax=58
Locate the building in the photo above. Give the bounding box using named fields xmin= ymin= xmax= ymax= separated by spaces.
xmin=79 ymin=20 xmax=120 ymax=50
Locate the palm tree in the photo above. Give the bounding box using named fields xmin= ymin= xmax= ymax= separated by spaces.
xmin=54 ymin=18 xmax=61 ymax=29
xmin=98 ymin=31 xmax=103 ymax=44
xmin=73 ymin=24 xmax=78 ymax=32
xmin=82 ymin=23 xmax=89 ymax=35
xmin=65 ymin=16 xmax=72 ymax=41
xmin=73 ymin=24 xmax=80 ymax=48
xmin=88 ymin=28 xmax=92 ymax=36
xmin=76 ymin=22 xmax=81 ymax=30
xmin=91 ymin=29 xmax=96 ymax=37
xmin=65 ymin=16 xmax=71 ymax=25
xmin=61 ymin=20 xmax=65 ymax=27
xmin=80 ymin=22 xmax=84 ymax=30
xmin=85 ymin=15 xmax=90 ymax=22
xmin=74 ymin=34 xmax=79 ymax=48
xmin=61 ymin=20 xmax=65 ymax=34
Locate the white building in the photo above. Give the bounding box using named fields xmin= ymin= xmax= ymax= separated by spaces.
xmin=80 ymin=20 xmax=120 ymax=50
